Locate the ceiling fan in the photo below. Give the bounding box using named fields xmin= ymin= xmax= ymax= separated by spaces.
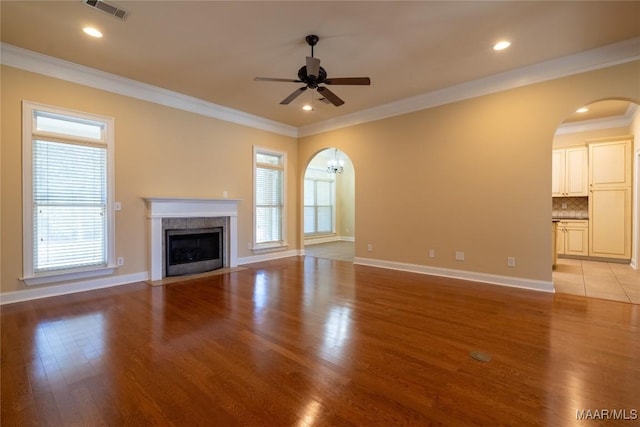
xmin=254 ymin=35 xmax=371 ymax=107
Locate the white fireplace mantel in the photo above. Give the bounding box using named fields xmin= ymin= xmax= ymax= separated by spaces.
xmin=144 ymin=197 xmax=241 ymax=281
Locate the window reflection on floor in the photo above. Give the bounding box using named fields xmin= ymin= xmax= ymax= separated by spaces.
xmin=322 ymin=305 xmax=352 ymax=359
xmin=32 ymin=312 xmax=105 ymax=384
xmin=253 ymin=271 xmax=270 ymax=323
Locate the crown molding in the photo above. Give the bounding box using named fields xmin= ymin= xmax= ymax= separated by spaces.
xmin=298 ymin=37 xmax=640 ymax=137
xmin=3 ymin=37 xmax=639 ymax=140
xmin=0 ymin=43 xmax=298 ymax=138
xmin=555 ymin=104 xmax=638 ymax=135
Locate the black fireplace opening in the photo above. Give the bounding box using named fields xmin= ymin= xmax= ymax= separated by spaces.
xmin=165 ymin=227 xmax=223 ymax=277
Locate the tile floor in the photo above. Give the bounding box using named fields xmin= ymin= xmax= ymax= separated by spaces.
xmin=553 ymin=258 xmax=640 ymax=304
xmin=304 ymin=241 xmax=355 ymax=262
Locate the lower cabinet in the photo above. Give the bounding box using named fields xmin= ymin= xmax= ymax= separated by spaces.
xmin=589 ymin=187 xmax=631 ymax=259
xmin=556 ymin=220 xmax=589 ymax=256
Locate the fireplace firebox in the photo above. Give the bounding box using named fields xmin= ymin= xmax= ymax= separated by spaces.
xmin=165 ymin=227 xmax=223 ymax=276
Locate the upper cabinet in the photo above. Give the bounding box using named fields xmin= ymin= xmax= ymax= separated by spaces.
xmin=552 ymin=146 xmax=588 ymax=197
xmin=589 ymin=138 xmax=632 ymax=189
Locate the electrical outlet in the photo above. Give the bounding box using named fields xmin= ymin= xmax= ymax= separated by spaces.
xmin=429 ymin=249 xmax=435 ymax=258
xmin=561 ymin=202 xmax=567 ymax=209
xmin=507 ymin=257 xmax=516 ymax=267
xmin=367 ymin=243 xmax=373 ymax=252
xmin=455 ymin=251 xmax=465 ymax=261
xmin=223 ymin=190 xmax=228 ymax=198
xmin=114 ymin=201 xmax=122 ymax=211
xmin=117 ymin=257 xmax=124 ymax=266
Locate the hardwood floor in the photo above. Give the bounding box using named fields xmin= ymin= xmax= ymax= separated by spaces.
xmin=2 ymin=256 xmax=639 ymax=425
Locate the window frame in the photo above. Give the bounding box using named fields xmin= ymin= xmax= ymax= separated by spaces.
xmin=252 ymin=146 xmax=287 ymax=252
xmin=22 ymin=101 xmax=116 ymax=286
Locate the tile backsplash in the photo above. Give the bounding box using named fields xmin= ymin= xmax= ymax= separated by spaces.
xmin=552 ymin=196 xmax=588 ymax=218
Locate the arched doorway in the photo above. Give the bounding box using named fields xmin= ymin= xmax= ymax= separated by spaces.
xmin=302 ymin=148 xmax=355 ymax=262
xmin=552 ymin=99 xmax=640 ymax=303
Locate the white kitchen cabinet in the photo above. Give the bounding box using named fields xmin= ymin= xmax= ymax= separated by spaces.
xmin=589 ymin=188 xmax=631 ymax=259
xmin=552 ymin=146 xmax=588 ymax=197
xmin=556 ymin=220 xmax=589 ymax=257
xmin=589 ymin=138 xmax=632 ymax=189
xmin=588 ymin=138 xmax=632 ymax=260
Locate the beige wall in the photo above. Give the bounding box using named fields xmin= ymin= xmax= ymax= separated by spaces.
xmin=1 ymin=65 xmax=298 ymax=293
xmin=298 ymin=60 xmax=640 ymax=282
xmin=2 ymin=60 xmax=640 ymax=294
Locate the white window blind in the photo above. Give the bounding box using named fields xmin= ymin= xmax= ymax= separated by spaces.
xmin=304 ymin=176 xmax=335 ymax=235
xmin=254 ymin=149 xmax=285 ymax=246
xmin=33 ymin=140 xmax=107 ymax=272
xmin=23 ymin=102 xmax=115 ymax=284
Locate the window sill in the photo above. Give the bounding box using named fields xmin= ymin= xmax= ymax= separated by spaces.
xmin=22 ymin=266 xmax=116 ymax=286
xmin=251 ymin=242 xmax=288 ymax=253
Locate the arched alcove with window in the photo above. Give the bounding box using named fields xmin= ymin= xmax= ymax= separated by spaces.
xmin=302 ymin=148 xmax=355 ymax=262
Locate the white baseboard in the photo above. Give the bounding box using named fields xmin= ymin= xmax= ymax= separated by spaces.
xmin=238 ymin=249 xmax=303 ymax=265
xmin=353 ymin=257 xmax=554 ymax=293
xmin=0 ymin=271 xmax=150 ymax=305
xmin=304 ymin=235 xmax=355 ymax=245
xmin=1 ymin=248 xmax=304 ymax=304
xmin=1 ymin=254 xmax=553 ymax=304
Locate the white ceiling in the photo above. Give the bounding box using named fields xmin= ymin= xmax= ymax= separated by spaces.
xmin=2 ymin=1 xmax=640 ymax=129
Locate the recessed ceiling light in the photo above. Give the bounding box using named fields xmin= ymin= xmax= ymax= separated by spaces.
xmin=493 ymin=40 xmax=511 ymax=51
xmin=83 ymin=27 xmax=103 ymax=38
xmin=302 ymin=104 xmax=313 ymax=111
xmin=576 ymin=107 xmax=589 ymax=113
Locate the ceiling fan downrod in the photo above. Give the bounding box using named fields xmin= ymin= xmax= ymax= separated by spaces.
xmin=305 ymin=34 xmax=319 ymax=57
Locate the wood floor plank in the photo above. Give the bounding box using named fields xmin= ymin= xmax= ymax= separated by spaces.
xmin=2 ymin=256 xmax=639 ymax=425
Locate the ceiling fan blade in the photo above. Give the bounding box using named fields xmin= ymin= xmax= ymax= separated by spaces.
xmin=255 ymin=77 xmax=302 ymax=83
xmin=317 ymin=86 xmax=344 ymax=106
xmin=306 ymin=56 xmax=320 ymax=78
xmin=324 ymin=77 xmax=371 ymax=85
xmin=280 ymin=87 xmax=307 ymax=105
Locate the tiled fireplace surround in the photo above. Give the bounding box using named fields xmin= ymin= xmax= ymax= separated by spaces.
xmin=144 ymin=198 xmax=240 ymax=281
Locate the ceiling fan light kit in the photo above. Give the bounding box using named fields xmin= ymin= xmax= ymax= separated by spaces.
xmin=255 ymin=34 xmax=371 ymax=107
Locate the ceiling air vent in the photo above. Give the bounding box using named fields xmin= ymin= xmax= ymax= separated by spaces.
xmin=82 ymin=0 xmax=128 ymax=20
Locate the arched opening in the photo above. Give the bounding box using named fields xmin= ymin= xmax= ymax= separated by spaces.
xmin=302 ymin=148 xmax=355 ymax=262
xmin=552 ymin=99 xmax=640 ymax=303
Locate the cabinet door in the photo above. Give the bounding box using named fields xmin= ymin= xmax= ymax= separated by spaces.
xmin=556 ymin=225 xmax=565 ymax=255
xmin=551 ymin=149 xmax=565 ymax=197
xmin=589 ymin=139 xmax=631 ymax=189
xmin=565 ymin=147 xmax=588 ymax=196
xmin=565 ymin=226 xmax=588 ymax=256
xmin=589 ymin=188 xmax=631 ymax=259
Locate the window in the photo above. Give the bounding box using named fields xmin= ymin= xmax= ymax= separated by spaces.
xmin=304 ymin=171 xmax=335 ymax=235
xmin=253 ymin=147 xmax=286 ymax=249
xmin=22 ymin=102 xmax=115 ymax=285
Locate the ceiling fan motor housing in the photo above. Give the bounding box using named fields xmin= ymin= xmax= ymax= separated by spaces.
xmin=298 ymin=66 xmax=327 ymax=88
